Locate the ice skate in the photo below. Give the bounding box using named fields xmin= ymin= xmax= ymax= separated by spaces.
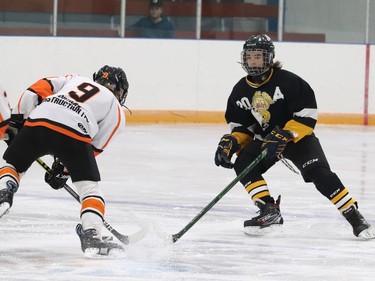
xmin=76 ymin=223 xmax=125 ymax=257
xmin=244 ymin=195 xmax=283 ymax=236
xmin=0 ymin=181 xmax=18 ymax=218
xmin=343 ymin=206 xmax=375 ymax=239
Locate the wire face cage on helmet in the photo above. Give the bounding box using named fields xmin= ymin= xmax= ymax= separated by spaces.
xmin=93 ymin=65 xmax=129 ymax=106
xmin=241 ymin=34 xmax=275 ymax=76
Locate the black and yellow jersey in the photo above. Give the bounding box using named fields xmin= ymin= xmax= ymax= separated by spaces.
xmin=225 ymin=67 xmax=317 ymax=144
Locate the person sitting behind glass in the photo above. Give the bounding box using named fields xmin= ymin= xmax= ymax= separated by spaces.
xmin=131 ymin=0 xmax=174 ymax=38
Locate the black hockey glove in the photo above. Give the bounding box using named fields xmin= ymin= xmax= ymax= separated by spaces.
xmin=44 ymin=158 xmax=70 ymax=190
xmin=262 ymin=126 xmax=293 ymax=159
xmin=4 ymin=114 xmax=24 ymax=145
xmin=214 ymin=134 xmax=240 ymax=169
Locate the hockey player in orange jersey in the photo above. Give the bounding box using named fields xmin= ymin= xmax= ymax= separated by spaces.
xmin=0 ymin=82 xmax=11 ymax=139
xmin=0 ymin=65 xmax=129 ymax=256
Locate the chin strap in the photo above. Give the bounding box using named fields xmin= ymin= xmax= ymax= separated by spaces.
xmin=123 ymin=105 xmax=132 ymax=115
xmin=246 ymin=68 xmax=274 ymax=87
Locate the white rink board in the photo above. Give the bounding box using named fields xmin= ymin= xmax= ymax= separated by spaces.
xmin=0 ymin=37 xmax=371 ymax=114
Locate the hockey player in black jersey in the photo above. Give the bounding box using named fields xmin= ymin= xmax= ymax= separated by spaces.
xmin=214 ymin=34 xmax=375 ymax=239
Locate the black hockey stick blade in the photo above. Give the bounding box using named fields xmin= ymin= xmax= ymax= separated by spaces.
xmin=35 ymin=158 xmax=148 ymax=245
xmin=154 ymin=149 xmax=267 ymax=243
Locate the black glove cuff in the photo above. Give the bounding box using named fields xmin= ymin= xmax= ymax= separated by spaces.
xmin=9 ymin=114 xmax=25 ymax=129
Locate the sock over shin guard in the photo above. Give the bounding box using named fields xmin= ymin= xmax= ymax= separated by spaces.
xmin=74 ymin=180 xmax=105 ymax=238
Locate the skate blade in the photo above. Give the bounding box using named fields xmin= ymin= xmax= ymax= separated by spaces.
xmin=244 ymin=224 xmax=283 ymax=236
xmin=102 ymin=236 xmax=114 ymax=242
xmin=358 ymin=227 xmax=375 ymax=240
xmin=0 ymin=202 xmax=10 ymax=219
xmin=84 ymin=247 xmax=126 ymax=259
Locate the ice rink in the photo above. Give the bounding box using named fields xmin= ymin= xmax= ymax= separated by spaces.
xmin=0 ymin=124 xmax=374 ymax=281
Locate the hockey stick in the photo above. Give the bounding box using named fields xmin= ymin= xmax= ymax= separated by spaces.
xmin=36 ymin=158 xmax=148 ymax=245
xmin=278 ymin=154 xmax=299 ymax=175
xmin=154 ymin=149 xmax=268 ymax=243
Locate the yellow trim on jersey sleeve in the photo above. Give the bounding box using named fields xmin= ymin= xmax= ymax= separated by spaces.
xmin=232 ymin=132 xmax=252 ymax=151
xmin=284 ymin=120 xmax=313 ymax=143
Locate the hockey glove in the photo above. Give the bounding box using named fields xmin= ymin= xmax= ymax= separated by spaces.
xmin=44 ymin=158 xmax=70 ymax=190
xmin=4 ymin=114 xmax=24 ymax=145
xmin=214 ymin=134 xmax=240 ymax=169
xmin=262 ymin=126 xmax=293 ymax=159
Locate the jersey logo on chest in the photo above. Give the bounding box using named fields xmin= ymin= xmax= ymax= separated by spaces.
xmin=235 ymin=87 xmax=284 ymax=129
xmin=251 ymin=91 xmax=274 ymax=128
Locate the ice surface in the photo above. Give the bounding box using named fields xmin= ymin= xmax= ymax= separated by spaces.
xmin=0 ymin=124 xmax=374 ymax=281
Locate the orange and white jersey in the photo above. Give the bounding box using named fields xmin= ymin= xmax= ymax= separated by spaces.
xmin=0 ymin=82 xmax=11 ymax=139
xmin=13 ymin=74 xmax=125 ymax=154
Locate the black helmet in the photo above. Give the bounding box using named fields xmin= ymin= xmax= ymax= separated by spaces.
xmin=241 ymin=34 xmax=275 ymax=76
xmin=93 ymin=65 xmax=129 ymax=106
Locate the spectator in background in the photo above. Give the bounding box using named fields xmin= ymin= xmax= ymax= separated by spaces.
xmin=131 ymin=0 xmax=174 ymax=39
